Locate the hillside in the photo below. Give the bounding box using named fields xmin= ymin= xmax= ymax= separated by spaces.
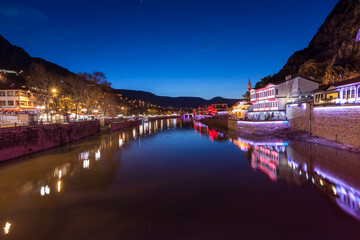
xmin=0 ymin=35 xmax=73 ymax=76
xmin=266 ymin=0 xmax=360 ymax=85
xmin=117 ymin=89 xmax=241 ymax=108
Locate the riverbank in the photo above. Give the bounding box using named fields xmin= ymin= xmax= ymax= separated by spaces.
xmin=201 ymin=117 xmax=360 ymax=153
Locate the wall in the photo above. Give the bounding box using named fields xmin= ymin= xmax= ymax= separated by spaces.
xmin=286 ymin=103 xmax=311 ymax=132
xmin=110 ymin=120 xmax=142 ymax=132
xmin=287 ymin=104 xmax=360 ymax=148
xmin=0 ymin=121 xmax=100 ymax=162
xmin=228 ymin=119 xmax=289 ymax=133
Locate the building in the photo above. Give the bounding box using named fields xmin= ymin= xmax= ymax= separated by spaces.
xmin=0 ymin=70 xmax=39 ymax=123
xmin=249 ymin=76 xmax=319 ymax=120
xmin=314 ymin=77 xmax=360 ymax=105
xmin=230 ymin=101 xmax=250 ymax=119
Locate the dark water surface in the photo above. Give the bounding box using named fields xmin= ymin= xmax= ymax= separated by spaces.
xmin=0 ymin=119 xmax=359 ymax=240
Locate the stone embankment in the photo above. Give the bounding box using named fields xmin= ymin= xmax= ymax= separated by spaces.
xmin=0 ymin=121 xmax=100 ymax=162
xmin=110 ymin=120 xmax=143 ymax=131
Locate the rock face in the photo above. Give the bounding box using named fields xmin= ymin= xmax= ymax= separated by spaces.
xmin=0 ymin=34 xmax=73 ymax=76
xmin=269 ymin=0 xmax=360 ymax=85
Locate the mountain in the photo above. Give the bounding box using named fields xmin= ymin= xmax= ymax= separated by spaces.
xmin=266 ymin=0 xmax=360 ymax=85
xmin=0 ymin=34 xmax=73 ymax=76
xmin=117 ymin=89 xmax=241 ymax=108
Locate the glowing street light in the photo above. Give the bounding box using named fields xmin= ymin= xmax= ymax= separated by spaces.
xmin=52 ymin=88 xmax=57 ymax=93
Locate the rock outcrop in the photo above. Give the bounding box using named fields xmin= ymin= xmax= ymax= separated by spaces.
xmin=268 ymin=0 xmax=360 ymax=85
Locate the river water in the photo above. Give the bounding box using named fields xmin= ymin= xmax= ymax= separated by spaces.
xmin=0 ymin=119 xmax=359 ymax=240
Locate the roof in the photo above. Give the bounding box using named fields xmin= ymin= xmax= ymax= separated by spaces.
xmin=251 ymin=76 xmax=320 ymax=91
xmin=332 ymin=77 xmax=360 ymax=87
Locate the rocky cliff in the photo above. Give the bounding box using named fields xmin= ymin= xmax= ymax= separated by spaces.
xmin=269 ymin=0 xmax=360 ymax=85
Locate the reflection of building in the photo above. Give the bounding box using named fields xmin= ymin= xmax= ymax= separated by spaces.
xmin=249 ymin=76 xmax=319 ymax=120
xmin=250 ymin=144 xmax=287 ymax=181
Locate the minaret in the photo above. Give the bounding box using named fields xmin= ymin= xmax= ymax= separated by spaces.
xmin=248 ymin=78 xmax=251 ymax=91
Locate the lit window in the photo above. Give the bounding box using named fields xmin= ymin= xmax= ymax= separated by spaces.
xmin=7 ymin=91 xmax=13 ymax=96
xmin=0 ymin=101 xmax=6 ymax=106
xmin=7 ymin=101 xmax=14 ymax=106
xmin=0 ymin=91 xmax=5 ymax=96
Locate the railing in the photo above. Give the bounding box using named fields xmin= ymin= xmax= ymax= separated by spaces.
xmin=0 ymin=119 xmax=99 ymax=128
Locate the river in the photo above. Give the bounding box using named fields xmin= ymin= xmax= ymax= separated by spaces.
xmin=0 ymin=119 xmax=359 ymax=239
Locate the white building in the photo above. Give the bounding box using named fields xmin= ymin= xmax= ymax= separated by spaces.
xmin=314 ymin=77 xmax=360 ymax=105
xmin=249 ymin=76 xmax=319 ymax=120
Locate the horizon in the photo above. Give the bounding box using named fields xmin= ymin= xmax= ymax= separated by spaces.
xmin=0 ymin=0 xmax=339 ymax=99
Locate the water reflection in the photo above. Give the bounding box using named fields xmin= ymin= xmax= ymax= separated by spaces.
xmin=0 ymin=119 xmax=359 ymax=239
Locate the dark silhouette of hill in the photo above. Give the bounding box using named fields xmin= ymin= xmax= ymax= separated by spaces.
xmin=0 ymin=34 xmax=73 ymax=76
xmin=117 ymin=89 xmax=240 ymax=108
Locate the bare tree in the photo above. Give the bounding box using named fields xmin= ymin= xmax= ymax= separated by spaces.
xmin=27 ymin=63 xmax=62 ymax=120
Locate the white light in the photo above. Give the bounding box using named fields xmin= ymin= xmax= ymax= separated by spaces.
xmin=83 ymin=160 xmax=90 ymax=169
xmin=57 ymin=181 xmax=62 ymax=192
xmin=119 ymin=137 xmax=123 ymax=147
xmin=95 ymin=149 xmax=101 ymax=161
xmin=40 ymin=185 xmax=50 ymax=196
xmin=4 ymin=222 xmax=11 ymax=234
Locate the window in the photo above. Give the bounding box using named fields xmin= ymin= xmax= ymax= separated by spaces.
xmin=7 ymin=91 xmax=13 ymax=96
xmin=0 ymin=91 xmax=5 ymax=96
xmin=28 ymin=101 xmax=32 ymax=106
xmin=15 ymin=91 xmax=19 ymax=96
xmin=276 ymin=89 xmax=278 ymax=95
xmin=0 ymin=101 xmax=6 ymax=106
xmin=7 ymin=101 xmax=14 ymax=106
xmin=352 ymin=89 xmax=355 ymax=98
xmin=15 ymin=101 xmax=19 ymax=106
xmin=20 ymin=92 xmax=26 ymax=97
xmin=347 ymin=90 xmax=351 ymax=99
xmin=20 ymin=101 xmax=27 ymax=106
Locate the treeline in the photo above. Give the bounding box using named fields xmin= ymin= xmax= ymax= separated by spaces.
xmin=27 ymin=63 xmax=121 ymax=118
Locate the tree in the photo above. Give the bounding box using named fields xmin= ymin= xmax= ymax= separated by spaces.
xmin=28 ymin=63 xmax=62 ymax=120
xmin=254 ymin=75 xmax=273 ymax=89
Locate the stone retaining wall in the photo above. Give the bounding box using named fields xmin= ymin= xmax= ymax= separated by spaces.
xmin=228 ymin=119 xmax=289 ymax=133
xmin=0 ymin=121 xmax=100 ymax=162
xmin=287 ymin=104 xmax=360 ymax=148
xmin=110 ymin=120 xmax=142 ymax=132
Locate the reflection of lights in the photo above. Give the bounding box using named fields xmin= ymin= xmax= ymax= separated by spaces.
xmin=95 ymin=149 xmax=101 ymax=161
xmin=319 ymin=179 xmax=324 ymax=186
xmin=83 ymin=160 xmax=90 ymax=169
xmin=79 ymin=151 xmax=90 ymax=161
xmin=306 ymin=173 xmax=309 ymax=179
xmin=58 ymin=170 xmax=62 ymax=179
xmin=332 ymin=186 xmax=337 ymax=195
xmin=312 ymin=178 xmax=315 ymax=184
xmin=119 ymin=136 xmax=123 ymax=147
xmin=139 ymin=125 xmax=143 ymax=135
xmin=57 ymin=181 xmax=62 ymax=192
xmin=4 ymin=222 xmax=11 ymax=234
xmin=133 ymin=129 xmax=136 ymax=139
xmin=40 ymin=185 xmax=50 ymax=196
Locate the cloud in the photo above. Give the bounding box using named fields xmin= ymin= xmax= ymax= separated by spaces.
xmin=0 ymin=3 xmax=46 ymax=20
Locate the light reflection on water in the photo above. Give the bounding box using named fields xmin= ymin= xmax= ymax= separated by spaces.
xmin=194 ymin=121 xmax=360 ymax=222
xmin=0 ymin=119 xmax=359 ymax=239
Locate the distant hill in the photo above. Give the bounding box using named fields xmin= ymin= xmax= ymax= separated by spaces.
xmin=117 ymin=89 xmax=241 ymax=108
xmin=264 ymin=0 xmax=360 ymax=86
xmin=0 ymin=34 xmax=73 ymax=76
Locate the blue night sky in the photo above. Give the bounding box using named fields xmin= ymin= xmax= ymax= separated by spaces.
xmin=0 ymin=0 xmax=339 ymax=99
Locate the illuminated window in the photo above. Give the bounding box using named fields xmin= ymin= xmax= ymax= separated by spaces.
xmin=0 ymin=101 xmax=6 ymax=106
xmin=7 ymin=91 xmax=13 ymax=96
xmin=15 ymin=91 xmax=19 ymax=96
xmin=7 ymin=100 xmax=14 ymax=106
xmin=15 ymin=101 xmax=19 ymax=106
xmin=0 ymin=91 xmax=5 ymax=96
xmin=28 ymin=101 xmax=32 ymax=106
xmin=352 ymin=89 xmax=355 ymax=98
xmin=20 ymin=101 xmax=27 ymax=106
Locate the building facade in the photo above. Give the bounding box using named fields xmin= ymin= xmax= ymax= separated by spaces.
xmin=249 ymin=76 xmax=319 ymax=120
xmin=314 ymin=77 xmax=360 ymax=106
